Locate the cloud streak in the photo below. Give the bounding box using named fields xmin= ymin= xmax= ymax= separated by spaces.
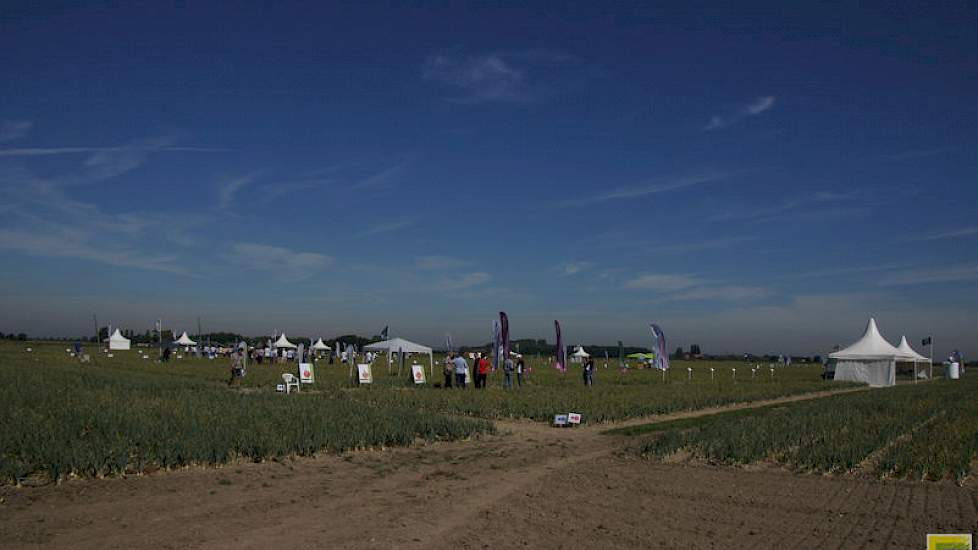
xmin=705 ymin=96 xmax=776 ymax=131
xmin=423 ymin=50 xmax=576 ymax=104
xmin=0 ymin=120 xmax=32 ymax=143
xmin=360 ymin=219 xmax=416 ymax=237
xmin=561 ymin=172 xmax=729 ymax=207
xmin=225 ymin=242 xmax=333 ymax=282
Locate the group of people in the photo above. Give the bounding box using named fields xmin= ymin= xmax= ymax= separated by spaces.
xmin=443 ymin=352 xmax=527 ymax=389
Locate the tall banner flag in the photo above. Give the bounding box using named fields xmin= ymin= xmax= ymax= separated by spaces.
xmin=380 ymin=326 xmax=389 ymax=340
xmin=445 ymin=333 xmax=454 ymax=353
xmin=491 ymin=319 xmax=501 ymax=372
xmin=649 ymin=323 xmax=670 ymax=371
xmin=617 ymin=340 xmax=625 ymax=369
xmin=499 ymin=311 xmax=510 ymax=357
xmin=922 ymin=336 xmax=932 ymax=347
xmin=554 ymin=320 xmax=566 ymax=372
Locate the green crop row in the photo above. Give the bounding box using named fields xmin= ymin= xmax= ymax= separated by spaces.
xmin=0 ymin=345 xmax=493 ymax=485
xmin=631 ymin=374 xmax=978 ymax=482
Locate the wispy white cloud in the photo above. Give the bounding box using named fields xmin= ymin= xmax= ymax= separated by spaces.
xmin=423 ymin=50 xmax=576 ymax=104
xmin=556 ymin=261 xmax=594 ymax=276
xmin=710 ymin=190 xmax=856 ymax=223
xmin=351 ymin=162 xmax=406 ymax=190
xmin=917 ymin=226 xmax=978 ymax=241
xmin=648 ymin=236 xmax=754 ymax=254
xmin=623 ymin=273 xmax=700 ymax=292
xmin=225 ymin=242 xmax=333 ymax=282
xmin=0 ymin=120 xmax=32 ymax=143
xmin=879 ymin=264 xmax=978 ymax=286
xmin=705 ymin=96 xmax=776 ymax=131
xmin=435 ymin=272 xmax=491 ymax=291
xmin=0 ymin=145 xmax=226 ymax=157
xmin=360 ymin=219 xmax=415 ymax=237
xmin=0 ymin=228 xmax=190 ymax=275
xmin=415 ymin=255 xmax=469 ymax=270
xmin=561 ymin=172 xmax=729 ymax=207
xmin=663 ymin=285 xmax=771 ymax=302
xmin=218 ymin=175 xmax=256 ymax=210
xmin=880 ymin=147 xmax=953 ymax=162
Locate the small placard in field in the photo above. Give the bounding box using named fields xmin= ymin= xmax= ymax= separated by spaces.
xmin=553 ymin=414 xmax=569 ymax=427
xmin=411 ymin=364 xmax=426 ymax=384
xmin=299 ymin=363 xmax=314 ymax=384
xmin=357 ymin=364 xmax=373 ymax=384
xmin=927 ymin=533 xmax=971 ymax=550
xmin=568 ymin=413 xmax=582 ymax=425
xmin=275 ymin=384 xmax=285 ymax=392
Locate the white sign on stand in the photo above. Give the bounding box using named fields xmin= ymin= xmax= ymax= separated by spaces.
xmin=411 ymin=364 xmax=426 ymax=384
xmin=568 ymin=413 xmax=582 ymax=425
xmin=299 ymin=363 xmax=314 ymax=384
xmin=553 ymin=414 xmax=569 ymax=427
xmin=357 ymin=363 xmax=373 ymax=384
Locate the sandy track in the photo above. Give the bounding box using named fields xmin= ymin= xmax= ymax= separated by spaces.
xmin=2 ymin=387 xmax=975 ymax=549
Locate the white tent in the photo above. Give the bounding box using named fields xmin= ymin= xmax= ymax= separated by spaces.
xmin=897 ymin=335 xmax=932 ymax=381
xmin=311 ymin=338 xmax=330 ymax=351
xmin=570 ymin=345 xmax=590 ymax=363
xmin=107 ymin=329 xmax=131 ymax=351
xmin=828 ymin=318 xmax=911 ymax=387
xmin=273 ymin=333 xmax=297 ymax=349
xmin=174 ymin=332 xmax=197 ymax=346
xmin=363 ymin=337 xmax=434 ymax=378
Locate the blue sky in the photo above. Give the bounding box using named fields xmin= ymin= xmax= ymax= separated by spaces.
xmin=1 ymin=2 xmax=976 ymax=356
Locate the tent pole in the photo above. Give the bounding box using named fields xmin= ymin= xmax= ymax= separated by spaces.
xmin=930 ymin=338 xmax=934 ymax=380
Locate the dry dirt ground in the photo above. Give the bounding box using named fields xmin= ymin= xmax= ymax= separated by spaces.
xmin=2 ymin=388 xmax=976 ymax=550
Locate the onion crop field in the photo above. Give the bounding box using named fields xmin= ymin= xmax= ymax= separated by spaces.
xmin=0 ymin=341 xmax=847 ymax=485
xmin=627 ymin=373 xmax=978 ymax=482
xmin=0 ymin=342 xmax=492 ymax=485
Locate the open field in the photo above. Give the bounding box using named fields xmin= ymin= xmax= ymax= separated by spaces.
xmin=623 ymin=373 xmax=978 ymax=482
xmin=1 ymin=341 xmax=847 ymax=484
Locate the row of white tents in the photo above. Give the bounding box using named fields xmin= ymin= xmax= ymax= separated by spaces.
xmin=828 ymin=318 xmax=931 ymax=387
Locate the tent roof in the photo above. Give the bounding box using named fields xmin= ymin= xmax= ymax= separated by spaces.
xmin=363 ymin=337 xmax=432 ymax=354
xmin=311 ymin=338 xmax=330 ymax=350
xmin=107 ymin=328 xmax=130 ymax=343
xmin=571 ymin=346 xmax=590 ymax=357
xmin=626 ymin=352 xmax=654 ymax=359
xmin=273 ymin=333 xmax=297 ymax=348
xmin=174 ymin=331 xmax=196 ymax=345
xmin=896 ymin=336 xmax=931 ymax=362
xmin=829 ymin=318 xmax=912 ymax=361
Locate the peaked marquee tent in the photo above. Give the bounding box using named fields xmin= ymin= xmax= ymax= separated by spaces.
xmin=273 ymin=333 xmax=297 ymax=349
xmin=363 ymin=337 xmax=434 ymax=378
xmin=311 ymin=338 xmax=330 ymax=351
xmin=828 ymin=318 xmax=912 ymax=387
xmin=570 ymin=345 xmax=590 ymax=363
xmin=175 ymin=332 xmax=197 ymax=346
xmin=107 ymin=329 xmax=131 ymax=351
xmin=897 ymin=335 xmax=932 ymax=380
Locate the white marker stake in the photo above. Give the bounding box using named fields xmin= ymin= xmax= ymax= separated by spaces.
xmin=732 ymin=368 xmax=736 ymax=383
xmin=710 ymin=367 xmax=715 ymax=381
xmin=687 ymin=367 xmax=692 ymax=382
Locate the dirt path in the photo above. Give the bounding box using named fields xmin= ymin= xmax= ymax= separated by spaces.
xmin=2 ymin=386 xmax=975 ymax=549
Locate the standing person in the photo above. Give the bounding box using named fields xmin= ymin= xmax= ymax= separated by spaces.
xmin=161 ymin=346 xmax=171 ymax=363
xmin=516 ymin=356 xmax=525 ymax=387
xmin=443 ymin=353 xmax=454 ymax=389
xmin=503 ymin=355 xmax=515 ymax=389
xmin=583 ymin=358 xmax=594 ymax=387
xmin=227 ymin=350 xmax=244 ymax=386
xmin=453 ymin=353 xmax=468 ymax=389
xmin=477 ymin=353 xmax=490 ymax=389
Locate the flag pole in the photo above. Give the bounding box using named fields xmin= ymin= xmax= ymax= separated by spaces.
xmin=930 ymin=336 xmax=934 ymax=380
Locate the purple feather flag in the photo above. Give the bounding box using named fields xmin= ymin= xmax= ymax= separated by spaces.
xmin=554 ymin=320 xmax=566 ymax=372
xmin=499 ymin=311 xmax=510 ymax=358
xmin=491 ymin=319 xmax=501 ymax=372
xmin=649 ymin=323 xmax=670 ymax=371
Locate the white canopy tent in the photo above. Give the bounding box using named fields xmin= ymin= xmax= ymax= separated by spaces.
xmin=174 ymin=332 xmax=197 ymax=346
xmin=828 ymin=318 xmax=911 ymax=387
xmin=570 ymin=345 xmax=590 ymax=363
xmin=897 ymin=335 xmax=932 ymax=381
xmin=311 ymin=338 xmax=330 ymax=351
xmin=107 ymin=329 xmax=131 ymax=351
xmin=273 ymin=333 xmax=297 ymax=349
xmin=363 ymin=337 xmax=434 ymax=379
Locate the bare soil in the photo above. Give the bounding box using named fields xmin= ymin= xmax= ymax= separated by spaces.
xmin=2 ymin=388 xmax=975 ymax=549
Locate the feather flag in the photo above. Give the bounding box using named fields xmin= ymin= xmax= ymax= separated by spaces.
xmin=554 ymin=320 xmax=566 ymax=372
xmin=380 ymin=326 xmax=389 ymax=340
xmin=499 ymin=311 xmax=510 ymax=357
xmin=445 ymin=333 xmax=454 ymax=354
xmin=649 ymin=323 xmax=670 ymax=371
xmin=491 ymin=319 xmax=501 ymax=372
